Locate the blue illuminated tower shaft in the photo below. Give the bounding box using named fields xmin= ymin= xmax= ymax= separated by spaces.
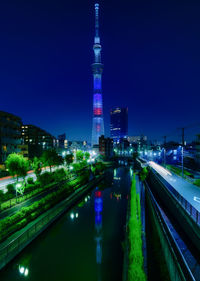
xmin=92 ymin=3 xmax=104 ymax=146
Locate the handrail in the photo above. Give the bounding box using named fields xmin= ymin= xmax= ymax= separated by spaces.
xmin=145 ymin=181 xmax=196 ymax=281
xmin=150 ymin=168 xmax=200 ymax=226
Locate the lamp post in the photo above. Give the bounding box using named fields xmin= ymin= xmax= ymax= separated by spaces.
xmin=163 ymin=148 xmax=166 ymax=167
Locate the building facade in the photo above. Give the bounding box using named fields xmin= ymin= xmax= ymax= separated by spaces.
xmin=58 ymin=133 xmax=66 ymax=149
xmin=0 ymin=111 xmax=22 ymax=163
xmin=99 ymin=135 xmax=113 ymax=159
xmin=91 ymin=3 xmax=104 ymax=146
xmin=110 ymin=107 xmax=128 ymax=142
xmin=21 ymin=125 xmax=55 ymax=158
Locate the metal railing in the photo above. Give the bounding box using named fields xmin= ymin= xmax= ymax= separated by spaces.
xmin=146 ymin=181 xmax=196 ymax=281
xmin=150 ymin=168 xmax=200 ymax=226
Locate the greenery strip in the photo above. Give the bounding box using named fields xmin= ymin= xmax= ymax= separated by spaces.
xmin=128 ymin=174 xmax=146 ymax=281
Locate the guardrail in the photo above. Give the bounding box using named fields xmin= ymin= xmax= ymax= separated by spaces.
xmin=150 ymin=168 xmax=200 ymax=226
xmin=0 ymin=174 xmax=103 ymax=270
xmin=146 ymin=181 xmax=196 ymax=281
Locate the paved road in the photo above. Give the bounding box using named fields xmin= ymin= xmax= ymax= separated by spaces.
xmin=0 ymin=167 xmax=56 ymax=192
xmin=149 ymin=161 xmax=200 ymax=212
xmin=0 ymin=175 xmax=76 ymax=220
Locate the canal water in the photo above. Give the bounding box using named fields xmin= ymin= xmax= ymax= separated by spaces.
xmin=0 ymin=166 xmax=131 ymax=281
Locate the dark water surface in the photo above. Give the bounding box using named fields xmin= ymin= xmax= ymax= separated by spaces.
xmin=0 ymin=167 xmax=131 ymax=281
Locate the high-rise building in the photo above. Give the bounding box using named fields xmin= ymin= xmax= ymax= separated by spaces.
xmin=91 ymin=3 xmax=104 ymax=146
xmin=58 ymin=133 xmax=66 ymax=149
xmin=110 ymin=107 xmax=128 ymax=142
xmin=0 ymin=111 xmax=22 ymax=163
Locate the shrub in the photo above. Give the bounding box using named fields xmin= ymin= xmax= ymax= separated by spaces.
xmin=0 ymin=170 xmax=91 ymax=242
xmin=52 ymin=168 xmax=67 ymax=182
xmin=194 ymin=179 xmax=200 ymax=187
xmin=6 ymin=184 xmax=15 ymax=195
xmin=24 ymin=183 xmax=35 ymax=193
xmin=27 ymin=177 xmax=34 ymax=184
xmin=39 ymin=172 xmax=54 ymax=187
xmin=128 ymin=174 xmax=146 ymax=281
xmin=0 ymin=190 xmax=4 ymax=203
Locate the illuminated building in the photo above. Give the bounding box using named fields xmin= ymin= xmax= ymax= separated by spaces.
xmin=91 ymin=3 xmax=104 ymax=146
xmin=128 ymin=135 xmax=147 ymax=144
xmin=0 ymin=111 xmax=22 ymax=163
xmin=67 ymin=140 xmax=88 ymax=151
xmin=110 ymin=107 xmax=128 ymax=142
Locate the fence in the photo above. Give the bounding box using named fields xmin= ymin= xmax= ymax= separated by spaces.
xmin=146 ymin=182 xmax=195 ymax=281
xmin=150 ymin=168 xmax=200 ymax=226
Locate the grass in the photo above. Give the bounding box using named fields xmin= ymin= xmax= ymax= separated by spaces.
xmin=128 ymin=174 xmax=146 ymax=281
xmin=166 ymin=165 xmax=193 ymax=178
xmin=193 ymin=179 xmax=200 ymax=186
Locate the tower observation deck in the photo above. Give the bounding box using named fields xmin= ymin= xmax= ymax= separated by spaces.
xmin=91 ymin=3 xmax=104 ymax=146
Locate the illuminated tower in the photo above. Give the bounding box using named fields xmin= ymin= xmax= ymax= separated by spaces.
xmin=91 ymin=3 xmax=104 ymax=146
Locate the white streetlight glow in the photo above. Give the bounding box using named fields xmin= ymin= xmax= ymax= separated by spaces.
xmin=70 ymin=213 xmax=75 ymax=219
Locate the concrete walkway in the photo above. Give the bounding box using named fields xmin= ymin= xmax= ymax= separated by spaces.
xmin=149 ymin=161 xmax=200 ymax=212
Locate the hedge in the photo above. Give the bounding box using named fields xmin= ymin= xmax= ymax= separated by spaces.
xmin=128 ymin=174 xmax=146 ymax=281
xmin=0 ymin=172 xmax=89 ymax=242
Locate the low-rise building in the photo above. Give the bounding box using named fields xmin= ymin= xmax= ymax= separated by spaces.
xmin=99 ymin=135 xmax=113 ymax=159
xmin=0 ymin=111 xmax=22 ymax=163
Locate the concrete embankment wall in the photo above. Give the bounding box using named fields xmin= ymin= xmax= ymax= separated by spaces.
xmin=146 ymin=183 xmax=194 ymax=281
xmin=147 ymin=170 xmax=200 ymax=253
xmin=0 ymin=174 xmax=104 ymax=270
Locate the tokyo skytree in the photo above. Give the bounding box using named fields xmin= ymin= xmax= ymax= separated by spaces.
xmin=91 ymin=3 xmax=104 ymax=146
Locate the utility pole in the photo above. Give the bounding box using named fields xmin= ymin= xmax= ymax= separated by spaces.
xmin=181 ymin=146 xmax=184 ymax=178
xmin=181 ymin=127 xmax=185 ymax=147
xmin=163 ymin=136 xmax=167 ymax=167
xmin=180 ymin=128 xmax=185 ymax=178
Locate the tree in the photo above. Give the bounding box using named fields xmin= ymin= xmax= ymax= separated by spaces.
xmin=32 ymin=157 xmax=42 ymax=179
xmin=41 ymin=149 xmax=59 ymax=172
xmin=76 ymin=150 xmax=84 ymax=162
xmin=0 ymin=190 xmax=4 ymax=203
xmin=139 ymin=167 xmax=148 ymax=181
xmin=54 ymin=155 xmax=64 ymax=167
xmin=6 ymin=153 xmax=29 ymax=182
xmin=132 ymin=152 xmax=139 ymax=161
xmin=84 ymin=152 xmax=90 ymax=161
xmin=65 ymin=154 xmax=73 ymax=168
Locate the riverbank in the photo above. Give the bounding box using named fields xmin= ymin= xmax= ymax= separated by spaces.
xmin=0 ymin=173 xmax=104 ymax=270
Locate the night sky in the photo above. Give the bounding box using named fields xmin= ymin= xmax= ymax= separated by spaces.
xmin=1 ymin=0 xmax=200 ymax=143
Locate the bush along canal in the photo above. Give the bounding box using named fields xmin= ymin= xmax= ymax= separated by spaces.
xmin=0 ymin=167 xmax=132 ymax=281
xmin=123 ymin=172 xmax=146 ymax=281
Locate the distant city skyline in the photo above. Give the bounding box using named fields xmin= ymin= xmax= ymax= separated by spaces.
xmin=1 ymin=0 xmax=200 ymax=143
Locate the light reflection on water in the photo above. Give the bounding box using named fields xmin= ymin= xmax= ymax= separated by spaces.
xmin=0 ymin=167 xmax=131 ymax=281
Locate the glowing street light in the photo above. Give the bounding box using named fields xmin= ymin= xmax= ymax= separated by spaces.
xmin=70 ymin=213 xmax=75 ymax=220
xmin=70 ymin=212 xmax=79 ymax=220
xmin=19 ymin=266 xmax=29 ymax=277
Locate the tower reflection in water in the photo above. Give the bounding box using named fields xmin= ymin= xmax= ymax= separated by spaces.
xmin=94 ymin=189 xmax=103 ymax=280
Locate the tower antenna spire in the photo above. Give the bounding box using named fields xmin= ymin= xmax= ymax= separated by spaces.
xmin=94 ymin=3 xmax=100 ymax=43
